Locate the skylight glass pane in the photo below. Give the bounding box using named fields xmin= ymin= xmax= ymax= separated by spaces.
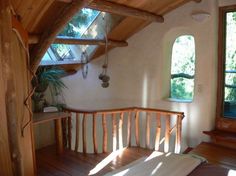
xmin=40 ymin=9 xmax=123 ymax=66
xmin=170 ymin=35 xmax=196 ymax=100
xmin=223 ymin=11 xmax=236 ymax=118
xmin=59 ymin=8 xmax=99 ymax=38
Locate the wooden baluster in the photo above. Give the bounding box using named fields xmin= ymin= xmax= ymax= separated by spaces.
xmin=135 ymin=111 xmax=140 ymax=147
xmin=62 ymin=118 xmax=67 ymax=147
xmin=155 ymin=113 xmax=161 ymax=151
xmin=83 ymin=113 xmax=87 ymax=153
xmin=127 ymin=111 xmax=132 ymax=147
xmin=68 ymin=114 xmax=72 ymax=150
xmin=102 ymin=113 xmax=107 ymax=153
xmin=175 ymin=115 xmax=182 ymax=153
xmin=119 ymin=112 xmax=124 ymax=149
xmin=55 ymin=119 xmax=63 ymax=154
xmin=146 ymin=112 xmax=151 ymax=149
xmin=164 ymin=115 xmax=171 ymax=153
xmin=112 ymin=113 xmax=117 ymax=152
xmin=93 ymin=113 xmax=98 ymax=154
xmin=74 ymin=113 xmax=80 ymax=152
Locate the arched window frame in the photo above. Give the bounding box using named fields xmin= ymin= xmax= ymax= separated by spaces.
xmin=169 ymin=35 xmax=196 ymax=101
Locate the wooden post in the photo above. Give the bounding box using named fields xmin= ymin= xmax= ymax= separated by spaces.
xmin=135 ymin=111 xmax=140 ymax=147
xmin=127 ymin=111 xmax=131 ymax=147
xmin=74 ymin=113 xmax=80 ymax=152
xmin=175 ymin=115 xmax=182 ymax=153
xmin=93 ymin=113 xmax=98 ymax=154
xmin=155 ymin=113 xmax=161 ymax=151
xmin=55 ymin=119 xmax=64 ymax=154
xmin=0 ymin=1 xmax=14 ymax=175
xmin=164 ymin=115 xmax=171 ymax=153
xmin=82 ymin=113 xmax=87 ymax=153
xmin=146 ymin=112 xmax=151 ymax=149
xmin=0 ymin=0 xmax=22 ymax=175
xmin=119 ymin=113 xmax=124 ymax=149
xmin=102 ymin=113 xmax=107 ymax=153
xmin=112 ymin=113 xmax=117 ymax=152
xmin=67 ymin=116 xmax=72 ymax=150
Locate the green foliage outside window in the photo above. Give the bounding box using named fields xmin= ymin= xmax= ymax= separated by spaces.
xmin=224 ymin=12 xmax=236 ymax=102
xmin=170 ymin=35 xmax=196 ymax=100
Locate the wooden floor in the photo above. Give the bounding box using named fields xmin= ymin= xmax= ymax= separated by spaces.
xmin=36 ymin=146 xmax=153 ymax=176
xmin=190 ymin=142 xmax=236 ymax=170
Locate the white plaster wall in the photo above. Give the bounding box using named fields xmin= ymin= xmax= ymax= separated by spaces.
xmin=61 ymin=0 xmax=220 ymax=151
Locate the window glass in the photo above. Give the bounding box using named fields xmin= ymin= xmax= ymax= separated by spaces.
xmin=223 ymin=11 xmax=236 ymax=118
xmin=170 ymin=35 xmax=196 ymax=100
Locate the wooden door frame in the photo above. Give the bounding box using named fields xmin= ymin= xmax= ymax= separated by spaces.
xmin=216 ymin=5 xmax=236 ymax=132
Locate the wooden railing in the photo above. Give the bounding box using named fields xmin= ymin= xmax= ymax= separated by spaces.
xmin=63 ymin=107 xmax=184 ymax=154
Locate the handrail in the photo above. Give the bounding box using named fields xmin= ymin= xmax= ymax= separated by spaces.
xmin=64 ymin=106 xmax=185 ymax=116
xmin=63 ymin=106 xmax=184 ymax=154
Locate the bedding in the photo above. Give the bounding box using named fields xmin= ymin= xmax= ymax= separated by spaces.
xmin=104 ymin=151 xmax=206 ymax=176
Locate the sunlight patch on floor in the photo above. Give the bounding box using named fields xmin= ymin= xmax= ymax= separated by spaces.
xmin=89 ymin=148 xmax=126 ymax=175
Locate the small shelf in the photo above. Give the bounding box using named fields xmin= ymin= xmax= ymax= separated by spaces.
xmin=33 ymin=112 xmax=70 ymax=125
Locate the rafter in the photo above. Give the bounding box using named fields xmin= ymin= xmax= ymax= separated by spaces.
xmin=56 ymin=0 xmax=164 ymax=22
xmin=30 ymin=0 xmax=94 ymax=73
xmin=88 ymin=0 xmax=164 ymax=23
xmin=29 ymin=35 xmax=128 ymax=47
xmin=193 ymin=0 xmax=202 ymax=3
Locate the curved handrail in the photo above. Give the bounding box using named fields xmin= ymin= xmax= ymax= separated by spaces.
xmin=63 ymin=106 xmax=184 ymax=154
xmin=64 ymin=106 xmax=185 ymax=117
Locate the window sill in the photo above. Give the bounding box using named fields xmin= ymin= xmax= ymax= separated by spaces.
xmin=166 ymin=98 xmax=193 ymax=103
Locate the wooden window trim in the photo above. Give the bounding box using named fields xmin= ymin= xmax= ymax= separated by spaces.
xmin=216 ymin=5 xmax=236 ymax=132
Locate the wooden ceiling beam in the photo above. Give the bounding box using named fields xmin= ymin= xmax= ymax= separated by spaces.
xmin=193 ymin=0 xmax=202 ymax=3
xmin=29 ymin=35 xmax=128 ymax=47
xmin=88 ymin=0 xmax=164 ymax=23
xmin=54 ymin=37 xmax=128 ymax=47
xmin=30 ymin=0 xmax=94 ymax=73
xmin=57 ymin=0 xmax=73 ymax=3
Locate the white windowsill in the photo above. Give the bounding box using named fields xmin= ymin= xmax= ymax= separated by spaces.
xmin=166 ymin=98 xmax=193 ymax=103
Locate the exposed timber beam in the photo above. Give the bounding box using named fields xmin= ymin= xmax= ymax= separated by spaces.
xmin=193 ymin=0 xmax=202 ymax=3
xmin=87 ymin=0 xmax=164 ymax=23
xmin=55 ymin=37 xmax=128 ymax=47
xmin=57 ymin=0 xmax=73 ymax=3
xmin=55 ymin=0 xmax=164 ymax=22
xmin=30 ymin=0 xmax=94 ymax=73
xmin=29 ymin=35 xmax=128 ymax=47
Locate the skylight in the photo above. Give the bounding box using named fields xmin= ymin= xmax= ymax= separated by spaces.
xmin=40 ymin=8 xmax=100 ymax=65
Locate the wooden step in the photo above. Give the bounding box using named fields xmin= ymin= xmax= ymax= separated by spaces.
xmin=203 ymin=130 xmax=236 ymax=149
xmin=190 ymin=142 xmax=236 ymax=170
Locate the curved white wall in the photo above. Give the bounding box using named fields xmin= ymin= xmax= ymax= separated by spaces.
xmin=61 ymin=0 xmax=224 ymax=151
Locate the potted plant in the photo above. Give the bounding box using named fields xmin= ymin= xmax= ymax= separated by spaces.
xmin=32 ymin=66 xmax=67 ymax=112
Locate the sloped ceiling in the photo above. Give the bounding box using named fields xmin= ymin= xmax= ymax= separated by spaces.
xmin=11 ymin=0 xmax=199 ymax=70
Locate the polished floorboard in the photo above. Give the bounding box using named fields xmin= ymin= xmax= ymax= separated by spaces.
xmin=36 ymin=146 xmax=153 ymax=176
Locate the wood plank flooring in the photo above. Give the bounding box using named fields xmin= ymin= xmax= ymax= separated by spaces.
xmin=36 ymin=145 xmax=153 ymax=176
xmin=190 ymin=142 xmax=236 ymax=170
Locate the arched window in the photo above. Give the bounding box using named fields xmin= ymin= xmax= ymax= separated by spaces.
xmin=170 ymin=35 xmax=196 ymax=100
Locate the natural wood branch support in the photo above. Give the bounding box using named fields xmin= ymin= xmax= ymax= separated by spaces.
xmin=112 ymin=114 xmax=117 ymax=152
xmin=54 ymin=37 xmax=128 ymax=47
xmin=83 ymin=114 xmax=87 ymax=153
xmin=65 ymin=107 xmax=184 ymax=154
xmin=30 ymin=0 xmax=94 ymax=73
xmin=55 ymin=119 xmax=64 ymax=154
xmin=93 ymin=113 xmax=98 ymax=154
xmin=193 ymin=0 xmax=202 ymax=3
xmin=102 ymin=114 xmax=107 ymax=153
xmin=164 ymin=115 xmax=171 ymax=153
xmin=29 ymin=35 xmax=128 ymax=47
xmin=155 ymin=114 xmax=161 ymax=151
xmin=74 ymin=113 xmax=80 ymax=152
xmin=88 ymin=0 xmax=164 ymax=23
